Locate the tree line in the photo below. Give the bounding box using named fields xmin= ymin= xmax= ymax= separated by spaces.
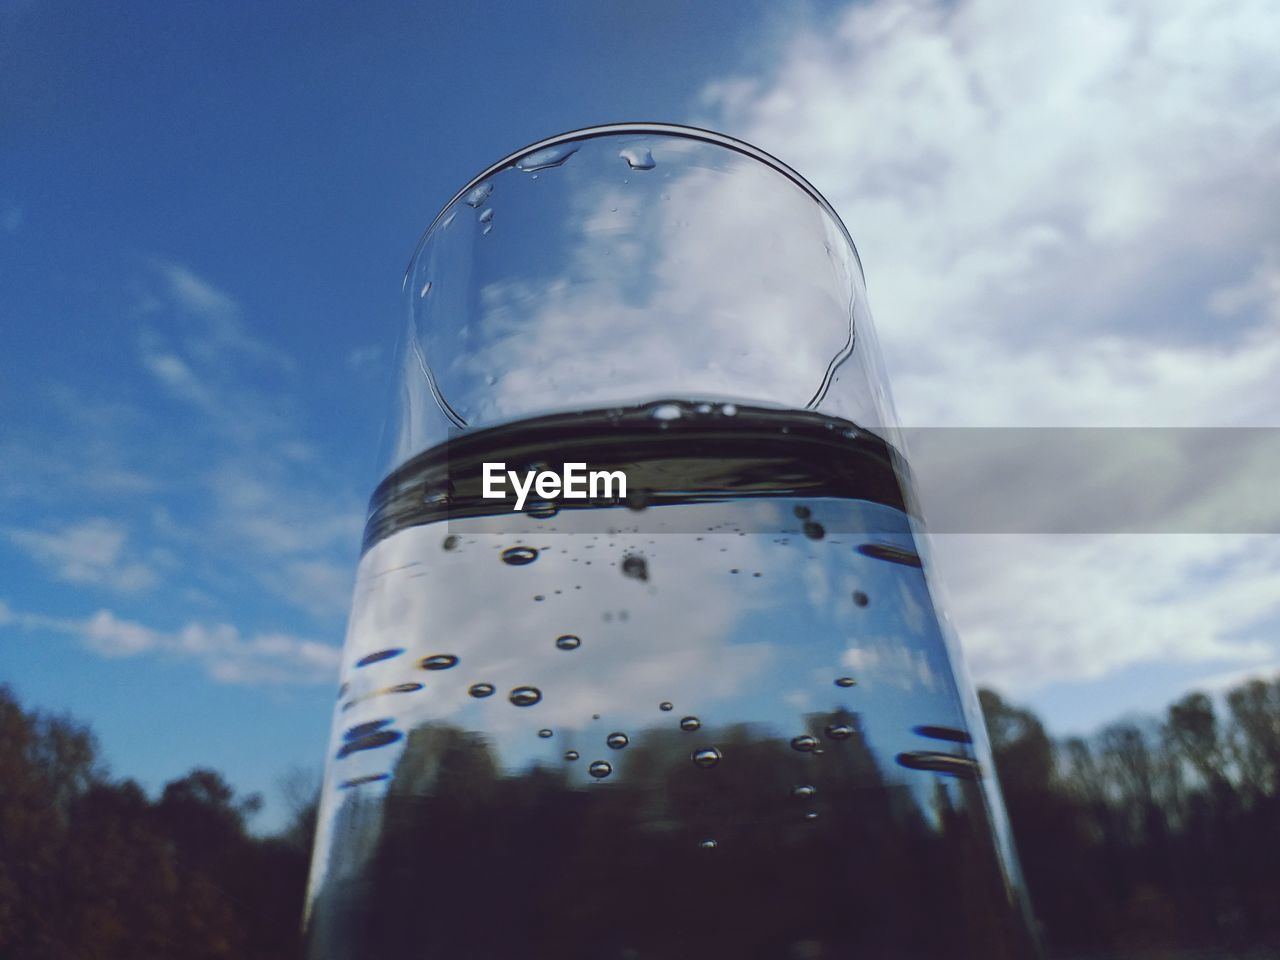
xmin=3 ymin=675 xmax=1280 ymax=958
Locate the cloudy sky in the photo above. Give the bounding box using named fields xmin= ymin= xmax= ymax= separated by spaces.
xmin=3 ymin=0 xmax=1278 ymax=830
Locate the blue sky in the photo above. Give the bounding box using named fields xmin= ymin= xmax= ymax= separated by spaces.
xmin=4 ymin=0 xmax=1280 ymax=832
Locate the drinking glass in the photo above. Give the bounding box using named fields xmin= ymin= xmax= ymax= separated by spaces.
xmin=304 ymin=124 xmax=1041 ymax=959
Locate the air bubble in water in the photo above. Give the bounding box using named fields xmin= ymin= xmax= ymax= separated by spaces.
xmin=699 ymin=839 xmax=718 ymax=850
xmin=792 ymin=784 xmax=816 ymax=798
xmin=803 ymin=521 xmax=825 ymax=541
xmin=680 ymin=716 xmax=701 ymax=732
xmin=419 ymin=281 xmax=432 ymax=298
xmin=835 ymin=677 xmax=857 ymax=688
xmin=588 ymin=760 xmax=612 ymax=779
xmin=651 ymin=403 xmax=682 ymax=421
xmin=344 ymin=719 xmax=393 ymax=740
xmin=913 ymin=725 xmax=974 ymax=744
xmin=825 ymin=723 xmax=854 ymax=741
xmin=527 ymin=501 xmax=559 ymax=519
xmin=509 ymin=686 xmax=543 ymax=707
xmin=421 ymin=654 xmax=459 ymax=671
xmin=721 ymin=403 xmax=737 ymax=416
xmin=659 ymin=701 xmax=674 ymax=712
xmin=794 ymin=505 xmax=811 ymax=519
xmin=336 ymin=729 xmax=401 ymax=759
xmin=464 ymin=182 xmax=493 ymax=207
xmin=790 ymin=735 xmax=818 ymax=753
xmin=356 ymin=648 xmax=403 ymax=668
xmin=516 ymin=144 xmax=580 ymax=172
xmin=501 ymin=546 xmax=539 ymax=566
xmin=625 ymin=487 xmax=652 ymax=511
xmin=896 ymin=751 xmax=980 ymax=779
xmin=443 ymin=535 xmax=459 ymax=551
xmin=538 ymin=729 xmax=553 ymax=739
xmin=423 ymin=478 xmax=454 ymax=504
xmin=621 ymin=553 xmax=648 ymax=581
xmin=852 ymin=590 xmax=869 ymax=607
xmin=468 ymin=683 xmax=495 ymax=698
xmin=691 ymin=747 xmax=722 ymax=768
xmin=565 ymin=750 xmax=579 ymax=761
xmin=805 ymin=811 xmax=819 ymax=821
xmin=555 ymin=634 xmax=581 ymax=651
xmin=620 ymin=146 xmax=656 ymax=170
xmin=607 ymin=732 xmax=630 ymax=750
xmin=856 ymin=542 xmax=923 ymax=568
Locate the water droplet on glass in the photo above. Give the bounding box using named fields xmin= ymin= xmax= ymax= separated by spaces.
xmin=478 ymin=207 xmax=493 ymax=224
xmin=721 ymin=403 xmax=737 ymax=417
xmin=793 ymin=505 xmax=811 ymax=520
xmin=852 ymin=590 xmax=869 ymax=607
xmin=621 ymin=553 xmax=648 ymax=581
xmin=421 ymin=654 xmax=459 ymax=671
xmin=790 ymin=735 xmax=818 ymax=753
xmin=607 ymin=732 xmax=629 ymax=750
xmin=835 ymin=677 xmax=857 ymax=688
xmin=896 ymin=751 xmax=981 ymax=780
xmin=691 ymin=747 xmax=722 ymax=769
xmin=824 ymin=723 xmax=854 ymax=741
xmin=515 ymin=144 xmax=580 ymax=172
xmin=659 ymin=701 xmax=674 ymax=712
xmin=509 ymin=686 xmax=543 ymax=707
xmin=533 ymin=594 xmax=545 ymax=602
xmin=679 ymin=716 xmax=701 ymax=732
xmin=442 ymin=534 xmax=459 ymax=551
xmin=564 ymin=750 xmax=579 ymax=761
xmin=856 ymin=542 xmax=923 ymax=568
xmin=501 ymin=546 xmax=539 ymax=566
xmin=468 ymin=683 xmax=495 ymax=699
xmin=699 ymin=839 xmax=718 ymax=850
xmin=588 ymin=760 xmax=612 ymax=779
xmin=592 ymin=714 xmax=600 ymax=720
xmin=620 ymin=146 xmax=656 ymax=170
xmin=419 ymin=281 xmax=432 ymax=298
xmin=555 ymin=634 xmax=581 ymax=651
xmin=803 ymin=521 xmax=825 ymax=541
xmin=651 ymin=403 xmax=682 ymax=421
xmin=356 ymin=648 xmax=403 ymax=668
xmin=792 ymin=784 xmax=816 ymax=798
xmin=464 ymin=182 xmax=493 ymax=207
xmin=538 ymin=728 xmax=553 ymax=739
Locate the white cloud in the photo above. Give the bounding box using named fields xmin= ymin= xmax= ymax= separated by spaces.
xmin=1 ymin=603 xmax=340 ymax=685
xmin=701 ymin=0 xmax=1280 ymax=428
xmin=9 ymin=518 xmax=158 ymax=593
xmin=930 ymin=533 xmax=1280 ymax=692
xmin=149 ymin=257 xmax=294 ymax=371
xmin=688 ymin=0 xmax=1280 ymax=705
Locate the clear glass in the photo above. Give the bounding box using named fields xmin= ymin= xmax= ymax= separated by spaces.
xmin=305 ymin=124 xmax=1041 ymax=959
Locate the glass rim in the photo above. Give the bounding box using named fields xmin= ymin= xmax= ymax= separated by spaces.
xmin=403 ymin=121 xmax=865 ymax=285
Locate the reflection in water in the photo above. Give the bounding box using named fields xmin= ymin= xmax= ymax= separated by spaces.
xmin=305 ymin=408 xmax=1038 ymax=958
